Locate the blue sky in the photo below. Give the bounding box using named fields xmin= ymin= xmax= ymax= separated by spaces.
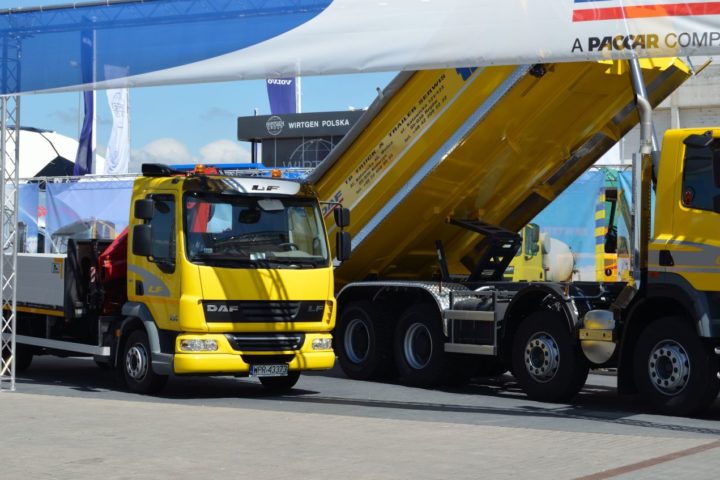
xmin=1 ymin=1 xmax=395 ymax=170
xmin=21 ymin=73 xmax=394 ymax=168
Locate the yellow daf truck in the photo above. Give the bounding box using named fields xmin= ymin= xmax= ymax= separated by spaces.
xmin=11 ymin=164 xmax=349 ymax=393
xmin=311 ymin=58 xmax=720 ymax=415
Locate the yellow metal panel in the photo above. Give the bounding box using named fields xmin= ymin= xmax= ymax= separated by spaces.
xmin=315 ymin=59 xmax=690 ymax=284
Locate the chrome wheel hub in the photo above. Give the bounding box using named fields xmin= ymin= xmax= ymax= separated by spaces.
xmin=125 ymin=343 xmax=149 ymax=381
xmin=404 ymin=323 xmax=432 ymax=370
xmin=345 ymin=318 xmax=370 ymax=364
xmin=524 ymin=332 xmax=560 ymax=383
xmin=648 ymin=340 xmax=690 ymax=396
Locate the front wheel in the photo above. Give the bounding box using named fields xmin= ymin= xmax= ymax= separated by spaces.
xmin=259 ymin=372 xmax=300 ymax=393
xmin=512 ymin=311 xmax=589 ymax=402
xmin=121 ymin=329 xmax=168 ymax=394
xmin=633 ymin=317 xmax=719 ymax=416
xmin=335 ymin=301 xmax=392 ymax=380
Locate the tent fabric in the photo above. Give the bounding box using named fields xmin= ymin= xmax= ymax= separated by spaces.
xmin=0 ymin=0 xmax=717 ymax=94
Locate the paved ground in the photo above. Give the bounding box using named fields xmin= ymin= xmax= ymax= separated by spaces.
xmin=1 ymin=357 xmax=719 ymax=479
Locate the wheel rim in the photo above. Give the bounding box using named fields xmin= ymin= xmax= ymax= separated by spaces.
xmin=404 ymin=322 xmax=433 ymax=370
xmin=345 ymin=318 xmax=370 ymax=364
xmin=125 ymin=342 xmax=149 ymax=381
xmin=647 ymin=339 xmax=691 ymax=396
xmin=524 ymin=332 xmax=560 ymax=383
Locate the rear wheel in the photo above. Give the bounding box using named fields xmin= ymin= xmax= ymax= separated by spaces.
xmin=2 ymin=344 xmax=33 ymax=373
xmin=512 ymin=310 xmax=589 ymax=402
xmin=633 ymin=317 xmax=719 ymax=416
xmin=394 ymin=304 xmax=445 ymax=387
xmin=122 ymin=329 xmax=168 ymax=394
xmin=259 ymin=372 xmax=300 ymax=393
xmin=335 ymin=301 xmax=393 ymax=380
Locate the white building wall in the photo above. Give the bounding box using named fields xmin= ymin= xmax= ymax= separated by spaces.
xmin=602 ymin=60 xmax=720 ymax=165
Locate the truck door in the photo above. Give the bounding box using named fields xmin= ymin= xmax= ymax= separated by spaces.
xmin=128 ymin=193 xmax=181 ymax=330
xmin=669 ymin=136 xmax=720 ymax=292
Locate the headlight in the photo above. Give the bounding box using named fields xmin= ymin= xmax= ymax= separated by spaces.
xmin=312 ymin=337 xmax=333 ymax=351
xmin=179 ymin=339 xmax=218 ymax=352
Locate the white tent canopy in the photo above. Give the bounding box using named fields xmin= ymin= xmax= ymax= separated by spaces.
xmin=13 ymin=128 xmax=106 ymax=178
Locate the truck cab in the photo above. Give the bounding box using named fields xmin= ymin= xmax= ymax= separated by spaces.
xmin=13 ymin=164 xmax=346 ymax=394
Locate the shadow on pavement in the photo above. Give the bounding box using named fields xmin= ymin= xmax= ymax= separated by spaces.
xmin=13 ymin=356 xmax=720 ymax=436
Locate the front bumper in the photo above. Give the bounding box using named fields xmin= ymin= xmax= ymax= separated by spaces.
xmin=172 ymin=332 xmax=335 ymax=375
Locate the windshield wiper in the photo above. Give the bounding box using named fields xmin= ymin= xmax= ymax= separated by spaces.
xmin=189 ymin=254 xmax=258 ymax=267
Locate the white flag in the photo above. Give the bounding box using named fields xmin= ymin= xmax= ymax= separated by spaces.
xmin=104 ymin=87 xmax=129 ymax=174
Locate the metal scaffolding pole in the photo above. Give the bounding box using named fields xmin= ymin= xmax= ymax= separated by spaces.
xmin=0 ymin=96 xmax=20 ymax=392
xmin=0 ymin=18 xmax=21 ymax=390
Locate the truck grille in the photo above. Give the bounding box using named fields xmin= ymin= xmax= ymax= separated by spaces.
xmin=225 ymin=333 xmax=305 ymax=352
xmin=204 ymin=301 xmax=325 ymax=323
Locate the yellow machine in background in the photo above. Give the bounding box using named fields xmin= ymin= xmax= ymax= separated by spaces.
xmin=504 ymin=223 xmax=575 ymax=283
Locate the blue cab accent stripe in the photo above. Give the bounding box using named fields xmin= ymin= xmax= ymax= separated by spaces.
xmin=0 ymin=0 xmax=333 ymax=94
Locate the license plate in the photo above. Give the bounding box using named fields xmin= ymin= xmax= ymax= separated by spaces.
xmin=250 ymin=364 xmax=288 ymax=377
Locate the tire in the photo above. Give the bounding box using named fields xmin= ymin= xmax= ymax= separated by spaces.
xmin=512 ymin=310 xmax=589 ymax=402
xmin=394 ymin=304 xmax=445 ymax=387
xmin=335 ymin=301 xmax=393 ymax=380
xmin=633 ymin=317 xmax=720 ymax=416
xmin=121 ymin=329 xmax=168 ymax=394
xmin=259 ymin=371 xmax=300 ymax=393
xmin=2 ymin=344 xmax=33 ymax=373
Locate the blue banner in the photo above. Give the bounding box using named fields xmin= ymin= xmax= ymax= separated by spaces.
xmin=267 ymin=77 xmax=298 ymax=114
xmin=74 ymin=29 xmax=94 ymax=175
xmin=73 ymin=90 xmax=94 ymax=175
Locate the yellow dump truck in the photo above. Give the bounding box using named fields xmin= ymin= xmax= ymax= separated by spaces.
xmin=11 ymin=165 xmax=349 ymax=393
xmin=310 ymin=59 xmax=720 ymax=415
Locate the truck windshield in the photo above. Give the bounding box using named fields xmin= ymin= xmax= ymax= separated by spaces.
xmin=183 ymin=192 xmax=329 ymax=268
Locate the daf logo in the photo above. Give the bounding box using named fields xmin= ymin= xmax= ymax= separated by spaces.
xmin=252 ymin=185 xmax=280 ymax=191
xmin=206 ymin=304 xmax=239 ymax=313
xmin=266 ymin=115 xmax=284 ymax=136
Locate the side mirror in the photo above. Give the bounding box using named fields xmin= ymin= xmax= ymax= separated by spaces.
xmin=134 ymin=199 xmax=154 ymax=220
xmin=336 ymin=231 xmax=351 ymax=262
xmin=334 ymin=207 xmax=350 ymax=228
xmin=132 ymin=224 xmax=153 ymax=257
xmin=529 ymin=243 xmax=540 ymax=255
xmin=683 ymin=131 xmax=713 ymax=148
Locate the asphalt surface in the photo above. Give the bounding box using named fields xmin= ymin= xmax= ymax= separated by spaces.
xmin=2 ymin=356 xmax=720 ymax=479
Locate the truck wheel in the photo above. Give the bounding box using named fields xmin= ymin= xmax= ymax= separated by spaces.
xmin=335 ymin=301 xmax=392 ymax=380
xmin=122 ymin=329 xmax=168 ymax=394
xmin=633 ymin=317 xmax=719 ymax=416
xmin=394 ymin=304 xmax=445 ymax=387
xmin=512 ymin=311 xmax=589 ymax=402
xmin=2 ymin=345 xmax=33 ymax=373
xmin=259 ymin=372 xmax=301 ymax=393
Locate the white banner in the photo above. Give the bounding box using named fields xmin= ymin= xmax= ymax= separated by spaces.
xmin=104 ymin=87 xmax=130 ymax=174
xmin=103 ymin=0 xmax=720 ymax=90
xmin=6 ymin=0 xmax=720 ymax=94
